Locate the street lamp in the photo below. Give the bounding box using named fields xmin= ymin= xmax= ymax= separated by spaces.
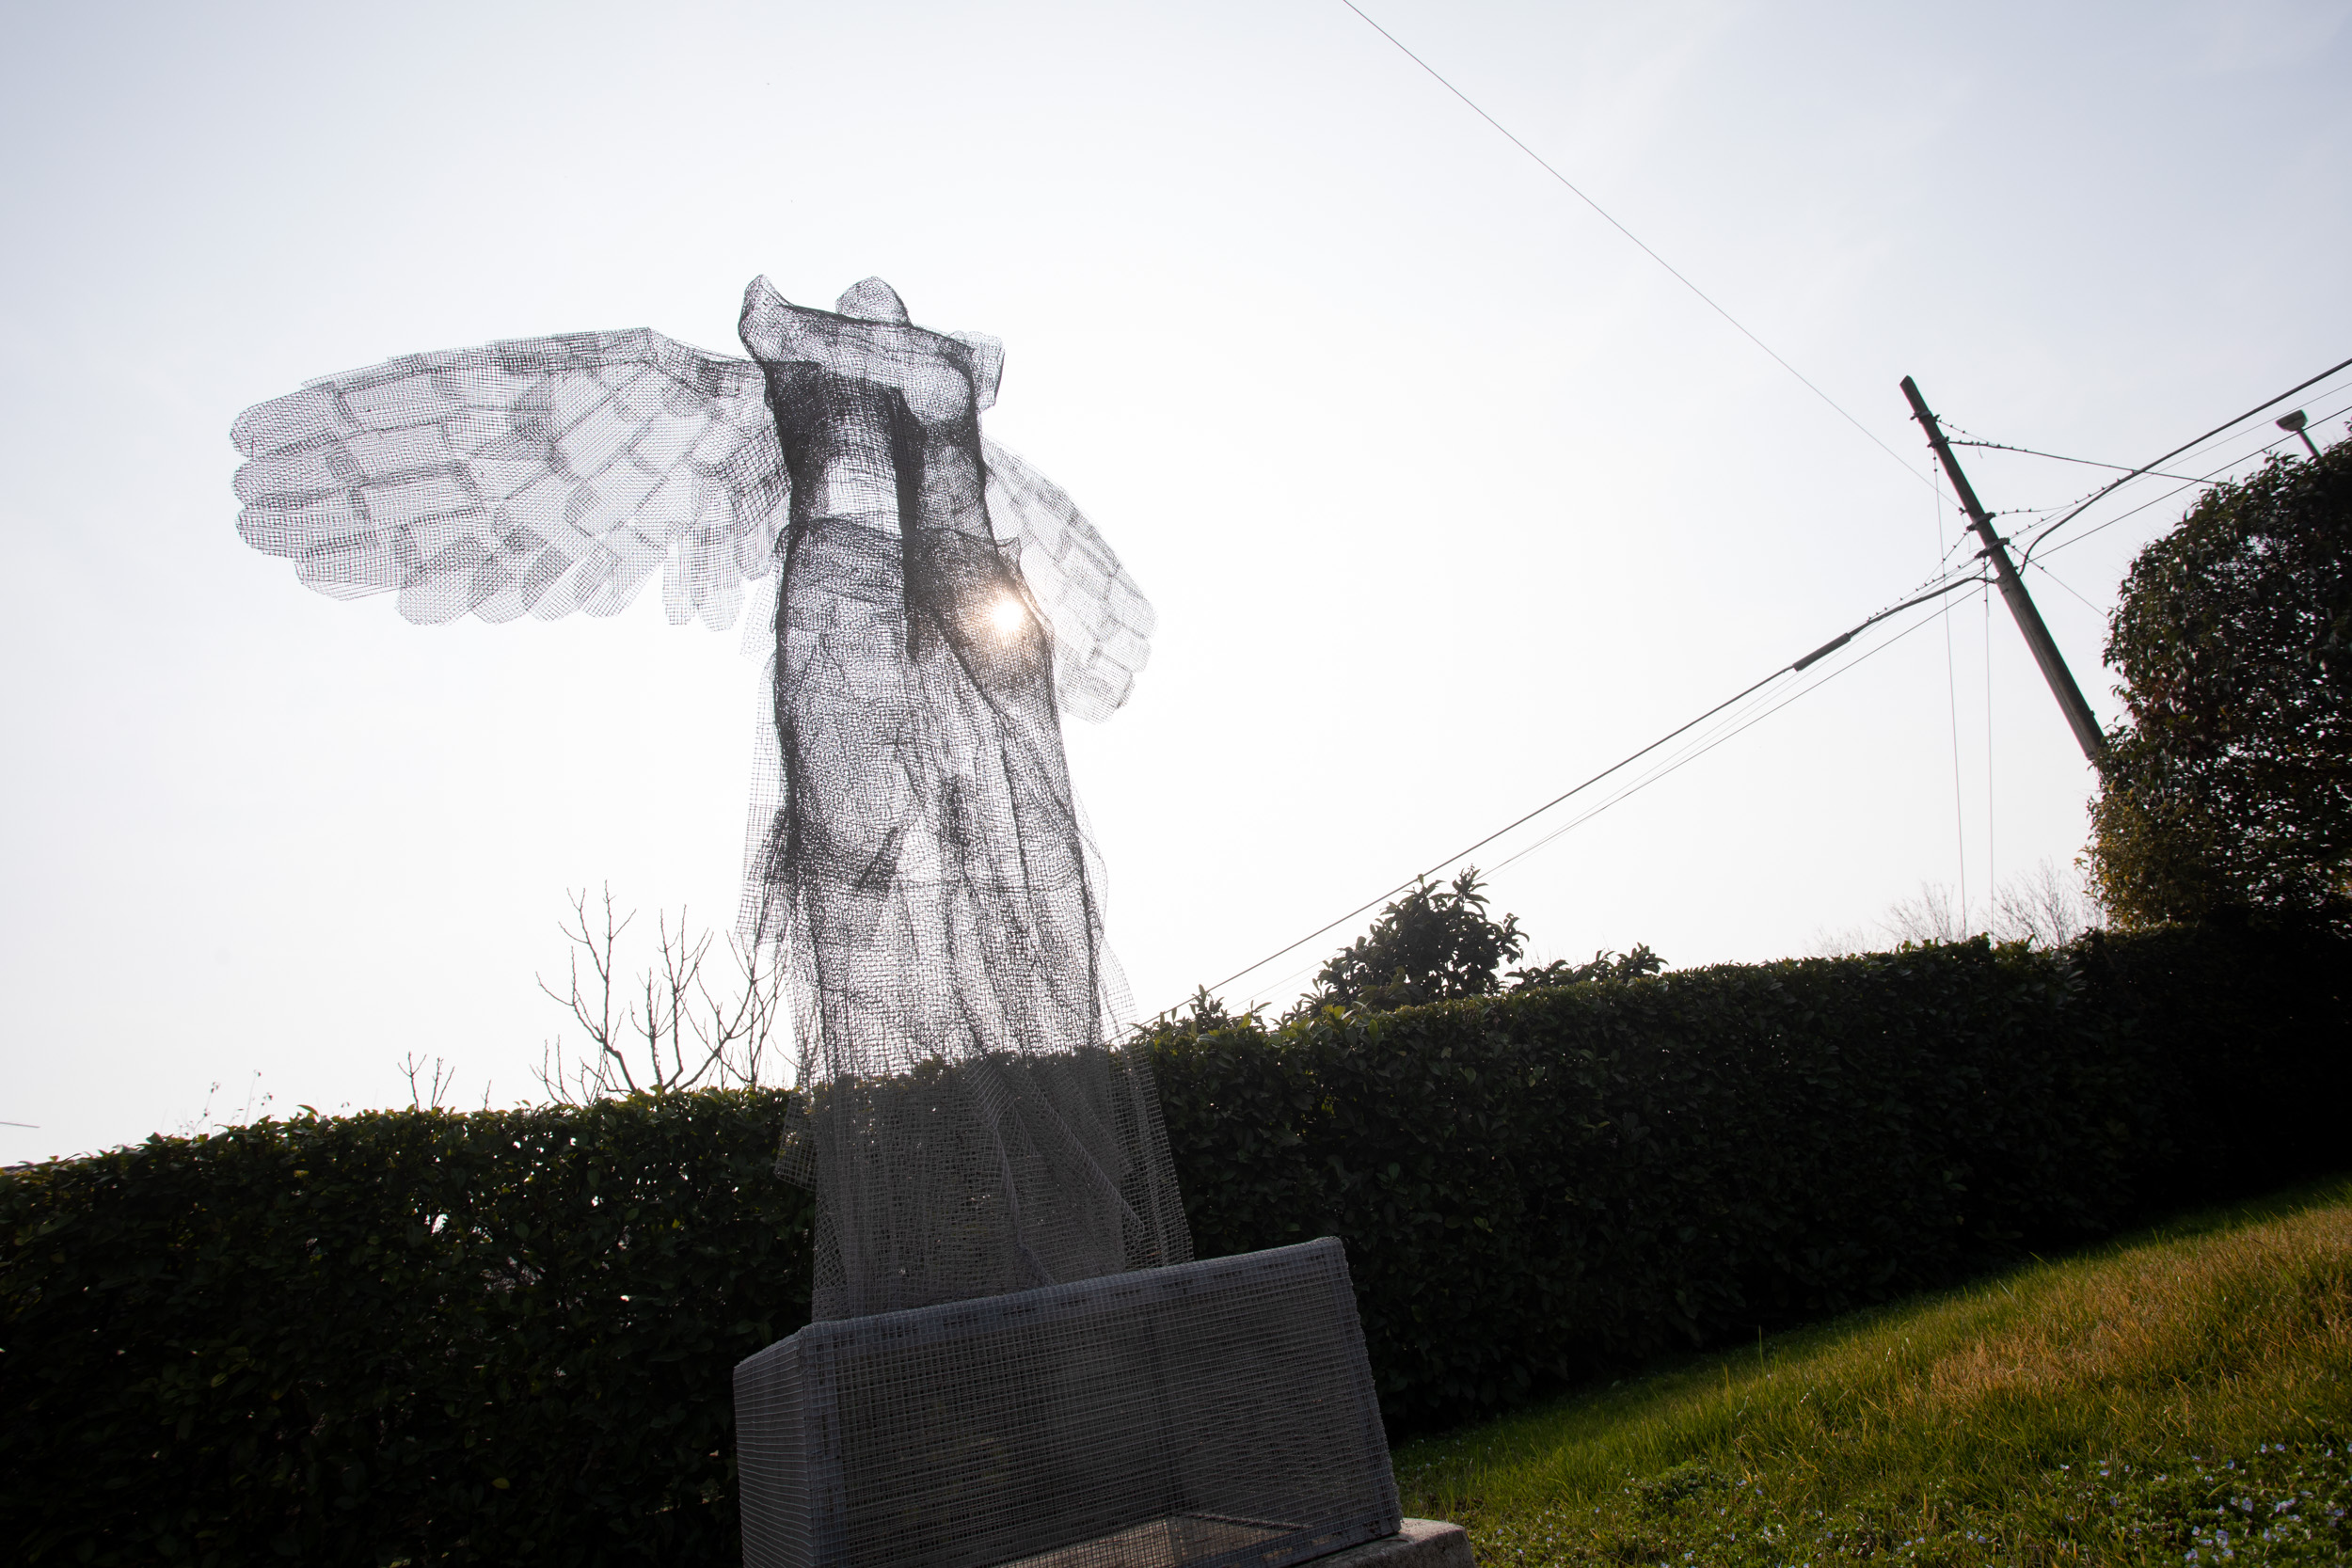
xmin=2277 ymin=409 xmax=2323 ymax=460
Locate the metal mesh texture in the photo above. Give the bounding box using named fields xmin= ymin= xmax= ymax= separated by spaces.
xmin=734 ymin=1238 xmax=1401 ymax=1568
xmin=230 ymin=276 xmax=1189 ymax=1319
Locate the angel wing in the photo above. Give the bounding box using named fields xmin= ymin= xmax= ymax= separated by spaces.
xmin=230 ymin=328 xmax=788 ymax=629
xmin=983 ymin=439 xmax=1155 ymax=721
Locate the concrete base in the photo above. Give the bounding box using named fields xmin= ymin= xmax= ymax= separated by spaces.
xmin=1315 ymin=1521 xmax=1474 ymax=1568
xmin=735 ymin=1238 xmax=1398 ymax=1568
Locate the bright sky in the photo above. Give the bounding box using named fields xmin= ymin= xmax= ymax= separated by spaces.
xmin=5 ymin=1 xmax=2348 ymax=1162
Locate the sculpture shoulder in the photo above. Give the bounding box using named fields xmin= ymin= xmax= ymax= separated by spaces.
xmin=738 ymin=276 xmax=1001 ymax=420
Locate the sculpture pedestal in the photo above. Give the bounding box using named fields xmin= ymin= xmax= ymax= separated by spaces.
xmin=1315 ymin=1520 xmax=1474 ymax=1568
xmin=736 ymin=1238 xmax=1400 ymax=1568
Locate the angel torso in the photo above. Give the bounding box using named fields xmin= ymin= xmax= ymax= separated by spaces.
xmin=739 ymin=277 xmax=997 ymax=544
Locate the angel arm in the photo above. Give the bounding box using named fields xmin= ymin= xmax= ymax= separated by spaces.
xmin=982 ymin=439 xmax=1155 ymax=722
xmin=230 ymin=328 xmax=789 ymax=628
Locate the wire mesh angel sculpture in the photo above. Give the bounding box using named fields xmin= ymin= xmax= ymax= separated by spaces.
xmin=231 ymin=276 xmax=1192 ymax=1321
xmin=236 ymin=277 xmax=1405 ymax=1568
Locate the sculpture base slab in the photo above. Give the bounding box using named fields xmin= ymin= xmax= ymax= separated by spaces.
xmin=735 ymin=1237 xmax=1399 ymax=1568
xmin=1313 ymin=1521 xmax=1474 ymax=1568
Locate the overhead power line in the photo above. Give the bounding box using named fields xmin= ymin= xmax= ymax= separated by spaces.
xmin=1961 ymin=391 xmax=2342 ymax=559
xmin=1186 ymin=361 xmax=2350 ymax=1014
xmin=1481 ymin=594 xmax=1969 ymax=883
xmin=1193 ymin=573 xmax=1987 ymax=1006
xmin=2018 ymin=354 xmax=2352 ymax=562
xmin=2026 ymin=558 xmax=2104 ymax=615
xmin=2035 ymin=392 xmax=2352 ymax=562
xmin=1335 ymin=0 xmax=1931 ymax=490
xmin=1220 ymin=593 xmax=1982 ymax=1012
xmin=1943 ymin=437 xmax=2220 ymax=485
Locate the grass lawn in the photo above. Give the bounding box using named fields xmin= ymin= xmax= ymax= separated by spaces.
xmin=1392 ymin=1175 xmax=2352 ymax=1566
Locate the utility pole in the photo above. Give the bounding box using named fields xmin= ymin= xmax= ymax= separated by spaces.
xmin=1899 ymin=375 xmax=2106 ymax=763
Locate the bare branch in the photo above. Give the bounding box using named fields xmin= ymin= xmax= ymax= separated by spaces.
xmin=400 ymin=1052 xmax=457 ymax=1110
xmin=533 ymin=882 xmax=787 ymax=1102
xmin=1880 ymin=882 xmax=1970 ymax=946
xmin=1993 ymin=857 xmax=2104 ymax=947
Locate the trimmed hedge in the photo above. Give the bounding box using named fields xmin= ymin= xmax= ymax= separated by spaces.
xmin=1 ymin=1093 xmax=811 ymax=1565
xmin=1149 ymin=925 xmax=2349 ymax=1426
xmin=3 ymin=926 xmax=2345 ymax=1563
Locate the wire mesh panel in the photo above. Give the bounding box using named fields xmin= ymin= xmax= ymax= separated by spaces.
xmin=735 ymin=1238 xmax=1400 ymax=1568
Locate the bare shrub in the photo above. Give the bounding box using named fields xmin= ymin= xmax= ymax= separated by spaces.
xmin=1813 ymin=860 xmax=2104 ymax=958
xmin=1993 ymin=857 xmax=2102 ymax=948
xmin=534 ymin=884 xmax=784 ymax=1103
